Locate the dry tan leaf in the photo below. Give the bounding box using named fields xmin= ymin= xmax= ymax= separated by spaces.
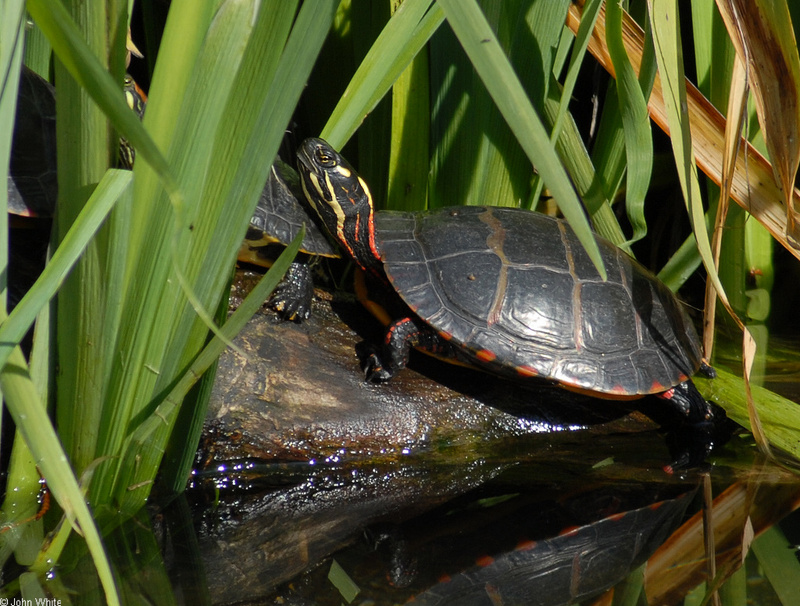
xmin=645 ymin=481 xmax=800 ymax=604
xmin=566 ymin=2 xmax=800 ymax=262
xmin=742 ymin=327 xmax=772 ymax=456
xmin=715 ymin=0 xmax=800 ymax=243
xmin=703 ymin=55 xmax=749 ymax=358
xmin=741 ymin=516 xmax=754 ymax=561
xmin=702 ymin=474 xmax=718 ymax=604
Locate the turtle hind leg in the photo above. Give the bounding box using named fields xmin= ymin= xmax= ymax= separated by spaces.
xmin=360 ymin=316 xmax=455 ymax=382
xmin=657 ymin=380 xmax=714 ymax=425
xmin=655 ymin=380 xmax=733 ymax=472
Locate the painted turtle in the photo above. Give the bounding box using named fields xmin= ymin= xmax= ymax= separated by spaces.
xmin=8 ymin=66 xmax=58 ymax=219
xmin=119 ymin=73 xmax=147 ymax=168
xmin=7 ymin=65 xmax=148 ymax=218
xmin=296 ymin=138 xmax=715 ymax=437
xmin=7 ymin=66 xmax=326 ymax=321
xmin=381 ymin=487 xmax=695 ymax=605
xmin=238 ymin=159 xmax=338 ymax=321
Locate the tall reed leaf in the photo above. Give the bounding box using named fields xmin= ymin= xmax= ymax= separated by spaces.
xmin=646 ymin=1 xmax=724 ymax=294
xmin=0 ymin=2 xmax=24 ymax=307
xmin=322 ymin=0 xmax=440 ymax=149
xmin=113 ymin=0 xmax=337 ymax=510
xmin=26 ymin=0 xmax=178 ymax=197
xmin=438 ymin=0 xmax=605 ymax=278
xmin=120 ymin=231 xmax=305 ymax=506
xmin=0 ymin=341 xmax=120 ymax=605
xmin=0 ymin=170 xmax=131 ymax=370
xmin=605 ymin=0 xmax=651 ymax=246
xmin=715 ymin=0 xmax=800 ymax=242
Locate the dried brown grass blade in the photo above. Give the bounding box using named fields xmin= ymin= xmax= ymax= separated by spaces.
xmin=716 ymin=0 xmax=800 ymax=244
xmin=702 ymin=474 xmax=720 ymax=606
xmin=700 ymin=54 xmax=772 ymax=457
xmin=742 ymin=328 xmax=772 ymax=455
xmin=645 ymin=481 xmax=800 ymax=604
xmin=703 ymin=55 xmax=748 ymax=358
xmin=566 ymin=2 xmax=800 ymax=262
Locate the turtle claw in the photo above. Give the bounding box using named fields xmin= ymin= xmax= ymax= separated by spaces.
xmin=364 ymin=355 xmax=394 ymax=382
xmin=358 ymin=345 xmax=395 ymax=383
xmin=269 ymin=262 xmax=314 ymax=322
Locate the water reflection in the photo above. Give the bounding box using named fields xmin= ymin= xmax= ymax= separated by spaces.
xmin=5 ymin=442 xmax=800 ymax=605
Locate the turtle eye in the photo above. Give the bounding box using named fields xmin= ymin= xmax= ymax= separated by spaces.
xmin=315 ymin=148 xmax=336 ymax=167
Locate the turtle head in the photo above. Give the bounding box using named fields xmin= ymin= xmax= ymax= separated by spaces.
xmin=296 ymin=138 xmax=380 ymax=270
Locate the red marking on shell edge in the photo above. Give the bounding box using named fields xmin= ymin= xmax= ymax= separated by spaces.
xmin=475 ymin=555 xmax=494 ymax=568
xmin=559 ymin=525 xmax=581 ymax=537
xmin=437 ymin=573 xmax=452 ymax=584
xmin=657 ymin=387 xmax=676 ymax=400
xmin=516 ymin=539 xmax=537 ymax=551
xmin=438 ymin=330 xmax=453 ymax=341
xmin=649 ymin=501 xmax=665 ymax=511
xmin=608 ymin=512 xmax=626 ymax=522
xmin=475 ymin=349 xmax=496 ymax=363
xmin=516 ymin=365 xmax=538 ymax=378
xmin=651 ymin=380 xmax=669 ymax=393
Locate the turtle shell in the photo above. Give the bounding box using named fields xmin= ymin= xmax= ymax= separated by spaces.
xmin=8 ymin=66 xmax=57 ymax=218
xmin=8 ymin=67 xmax=149 ymax=214
xmin=375 ymin=205 xmax=703 ymax=397
xmin=243 ymin=159 xmax=337 ymax=259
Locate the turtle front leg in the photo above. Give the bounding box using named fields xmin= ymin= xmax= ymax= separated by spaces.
xmin=270 ymin=261 xmax=314 ymax=322
xmin=363 ymin=316 xmax=453 ymax=382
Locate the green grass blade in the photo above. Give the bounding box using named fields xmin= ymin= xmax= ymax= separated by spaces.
xmin=0 ymin=340 xmax=120 ymax=606
xmin=82 ymin=0 xmax=337 ymax=515
xmin=387 ymin=27 xmax=430 ymax=211
xmin=611 ymin=564 xmax=645 ymax=606
xmin=26 ymin=0 xmax=179 ymax=199
xmin=657 ymin=230 xmax=704 ymax=291
xmin=694 ymin=367 xmax=800 ymax=459
xmin=321 ymin=0 xmax=440 ymax=149
xmin=718 ymin=564 xmax=747 ymax=606
xmin=752 ymin=525 xmax=800 ymax=604
xmin=550 ymin=0 xmax=602 ymax=146
xmin=153 ymin=0 xmax=337 ymax=500
xmin=0 ymin=170 xmax=131 ymax=371
xmin=438 ymin=0 xmax=606 ymax=279
xmin=430 ymin=1 xmax=572 ymax=214
xmin=157 ymin=288 xmax=226 ymax=497
xmin=113 ymin=231 xmax=304 ymax=514
xmin=89 ymin=0 xmax=286 ymax=506
xmin=1 ymin=3 xmax=24 ymax=304
xmin=0 ymin=4 xmax=28 ymax=563
xmin=540 ymin=89 xmax=626 ymax=248
xmin=536 ymin=0 xmax=629 ymax=248
xmin=648 ymin=0 xmax=723 ymax=296
xmin=605 ymin=0 xmax=651 ymax=246
xmin=23 ymin=20 xmax=51 ymax=78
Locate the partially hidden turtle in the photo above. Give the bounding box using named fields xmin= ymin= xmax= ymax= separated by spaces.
xmin=7 ymin=66 xmax=58 ymax=219
xmin=237 ymin=159 xmax=338 ymax=321
xmin=7 ymin=66 xmax=330 ymax=322
xmin=7 ymin=65 xmax=148 ymax=219
xmin=295 ymin=137 xmax=717 ymax=453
